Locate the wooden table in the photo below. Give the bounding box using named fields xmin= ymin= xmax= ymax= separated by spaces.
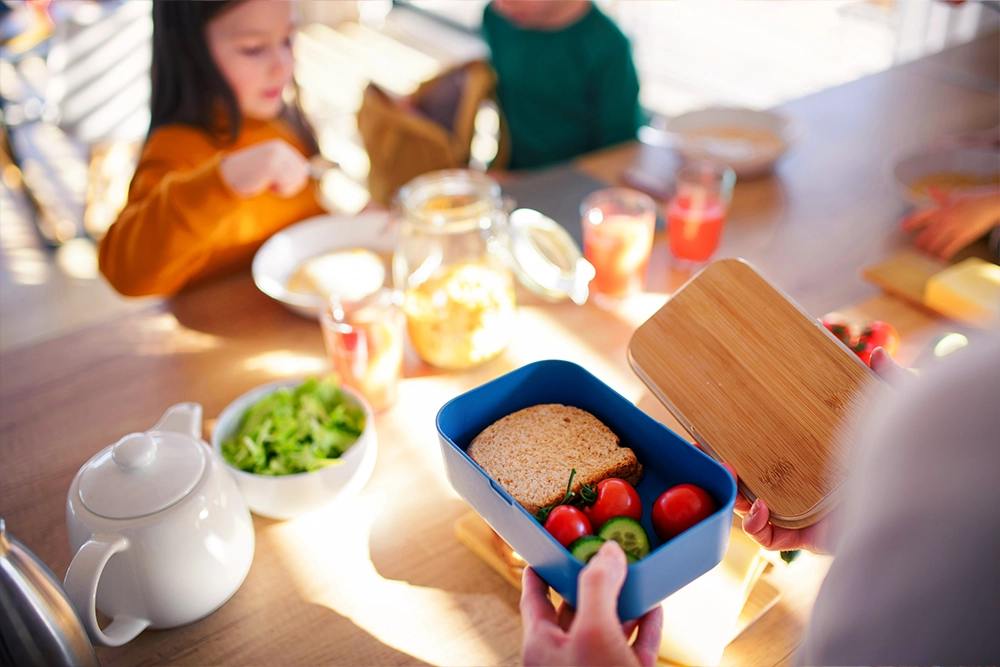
xmin=1 ymin=33 xmax=996 ymax=667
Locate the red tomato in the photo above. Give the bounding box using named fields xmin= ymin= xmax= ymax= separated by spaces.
xmin=581 ymin=478 xmax=642 ymax=531
xmin=820 ymin=314 xmax=855 ymax=347
xmin=859 ymin=320 xmax=899 ymax=357
xmin=544 ymin=505 xmax=593 ymax=548
xmin=853 ymin=340 xmax=877 ymax=366
xmin=651 ymin=484 xmax=718 ymax=542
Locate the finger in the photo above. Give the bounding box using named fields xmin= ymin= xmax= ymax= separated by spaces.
xmin=556 ymin=600 xmax=575 ymax=632
xmin=631 ymin=604 xmax=664 ymax=667
xmin=939 ymin=236 xmax=968 ymax=261
xmin=901 ymin=208 xmax=938 ymax=232
xmin=870 ymin=347 xmax=908 ymax=388
xmin=574 ymin=541 xmax=628 ymax=630
xmin=741 ymin=498 xmax=776 ymax=549
xmin=924 ymin=221 xmax=962 ymax=258
xmin=721 ymin=462 xmax=752 ymax=514
xmin=275 ymin=158 xmax=309 ymax=197
xmin=914 ymin=219 xmax=955 ymax=257
xmin=520 ymin=567 xmax=558 ymax=628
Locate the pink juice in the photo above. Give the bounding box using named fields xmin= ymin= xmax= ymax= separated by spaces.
xmin=667 ymin=194 xmax=727 ymax=262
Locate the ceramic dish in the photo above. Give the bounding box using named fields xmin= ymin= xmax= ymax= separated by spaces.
xmin=891 ymin=148 xmax=1000 ymax=207
xmin=653 ymin=107 xmax=804 ymax=179
xmin=252 ymin=212 xmax=396 ymax=319
xmin=212 ymin=380 xmax=377 ymax=520
xmin=436 ymin=360 xmax=736 ymax=621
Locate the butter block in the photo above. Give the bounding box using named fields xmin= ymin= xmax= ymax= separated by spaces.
xmin=925 ymin=258 xmax=1000 ymax=326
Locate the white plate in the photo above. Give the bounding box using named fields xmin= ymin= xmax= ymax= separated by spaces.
xmin=658 ymin=107 xmax=804 ymax=179
xmin=252 ymin=212 xmax=396 ymax=319
xmin=891 ymin=148 xmax=1000 ymax=207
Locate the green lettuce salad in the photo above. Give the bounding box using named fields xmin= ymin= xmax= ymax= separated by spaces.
xmin=222 ymin=377 xmax=366 ymax=476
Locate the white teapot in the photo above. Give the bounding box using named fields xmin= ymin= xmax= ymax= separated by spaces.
xmin=64 ymin=403 xmax=255 ymax=647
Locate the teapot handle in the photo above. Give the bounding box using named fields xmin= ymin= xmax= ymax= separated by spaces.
xmin=152 ymin=402 xmax=203 ymax=439
xmin=63 ymin=534 xmax=150 ymax=647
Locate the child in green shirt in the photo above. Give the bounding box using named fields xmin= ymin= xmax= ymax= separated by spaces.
xmin=483 ymin=0 xmax=643 ymax=170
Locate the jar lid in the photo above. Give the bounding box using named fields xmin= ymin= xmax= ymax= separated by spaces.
xmin=503 ymin=209 xmax=595 ymax=305
xmin=78 ymin=431 xmax=207 ymax=519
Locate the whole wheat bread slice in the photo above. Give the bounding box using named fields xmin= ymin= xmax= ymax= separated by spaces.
xmin=467 ymin=404 xmax=643 ymax=515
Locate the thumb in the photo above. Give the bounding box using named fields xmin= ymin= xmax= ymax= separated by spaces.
xmin=870 ymin=347 xmax=909 ymax=388
xmin=573 ymin=540 xmax=627 ymax=628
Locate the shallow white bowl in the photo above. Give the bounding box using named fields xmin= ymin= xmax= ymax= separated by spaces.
xmin=891 ymin=148 xmax=1000 ymax=207
xmin=211 ymin=380 xmax=377 ymax=520
xmin=661 ymin=107 xmax=803 ymax=179
xmin=252 ymin=212 xmax=396 ymax=319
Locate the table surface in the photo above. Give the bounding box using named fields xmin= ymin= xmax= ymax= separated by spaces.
xmin=1 ymin=32 xmax=996 ymax=667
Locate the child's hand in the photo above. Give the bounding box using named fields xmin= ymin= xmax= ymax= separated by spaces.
xmin=902 ymin=191 xmax=1000 ymax=260
xmin=220 ymin=139 xmax=310 ymax=198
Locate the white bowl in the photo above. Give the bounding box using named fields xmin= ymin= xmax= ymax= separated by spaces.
xmin=660 ymin=107 xmax=803 ymax=179
xmin=211 ymin=380 xmax=377 ymax=520
xmin=891 ymin=148 xmax=1000 ymax=207
xmin=252 ymin=212 xmax=396 ymax=319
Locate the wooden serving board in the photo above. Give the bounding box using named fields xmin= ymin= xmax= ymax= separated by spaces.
xmin=862 ymin=246 xmax=999 ymax=325
xmin=628 ymin=259 xmax=887 ymax=529
xmin=861 ymin=249 xmax=947 ymax=307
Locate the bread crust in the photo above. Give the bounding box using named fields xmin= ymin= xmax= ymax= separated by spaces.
xmin=467 ymin=404 xmax=643 ymax=515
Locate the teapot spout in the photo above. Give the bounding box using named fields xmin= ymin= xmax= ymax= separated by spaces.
xmin=152 ymin=403 xmax=203 ymax=439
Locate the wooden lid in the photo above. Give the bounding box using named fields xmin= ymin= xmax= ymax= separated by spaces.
xmin=628 ymin=259 xmax=886 ymax=528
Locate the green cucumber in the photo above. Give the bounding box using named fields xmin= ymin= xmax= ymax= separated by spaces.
xmin=569 ymin=536 xmax=605 ymax=563
xmin=626 ymin=552 xmax=639 ymax=565
xmin=598 ymin=516 xmax=650 ymax=560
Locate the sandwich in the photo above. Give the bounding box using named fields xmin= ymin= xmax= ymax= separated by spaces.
xmin=467 ymin=404 xmax=643 ymax=515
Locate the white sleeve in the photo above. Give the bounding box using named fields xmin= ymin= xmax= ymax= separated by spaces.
xmin=800 ymin=335 xmax=1000 ymax=666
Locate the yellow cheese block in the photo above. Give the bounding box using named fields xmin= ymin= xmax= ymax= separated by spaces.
xmin=924 ymin=258 xmax=1000 ymax=327
xmin=658 ymin=525 xmax=765 ymax=667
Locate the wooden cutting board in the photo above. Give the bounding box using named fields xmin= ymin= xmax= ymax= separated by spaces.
xmin=628 ymin=259 xmax=887 ymax=529
xmin=861 ymin=249 xmax=947 ymax=307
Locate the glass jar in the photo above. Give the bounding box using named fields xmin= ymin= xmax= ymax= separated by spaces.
xmin=394 ymin=170 xmax=517 ymax=371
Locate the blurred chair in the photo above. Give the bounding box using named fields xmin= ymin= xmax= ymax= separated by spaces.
xmin=357 ymin=59 xmax=507 ymax=206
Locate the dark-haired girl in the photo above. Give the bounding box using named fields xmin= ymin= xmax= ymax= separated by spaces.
xmin=99 ymin=1 xmax=323 ymax=296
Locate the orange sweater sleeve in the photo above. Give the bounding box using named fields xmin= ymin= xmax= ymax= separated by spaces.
xmin=98 ymin=147 xmax=241 ymax=297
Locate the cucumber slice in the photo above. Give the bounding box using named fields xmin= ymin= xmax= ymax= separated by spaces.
xmin=569 ymin=536 xmax=605 ymax=563
xmin=626 ymin=552 xmax=639 ymax=565
xmin=598 ymin=517 xmax=651 ymax=559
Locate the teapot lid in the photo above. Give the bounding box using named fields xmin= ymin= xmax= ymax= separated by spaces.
xmin=78 ymin=431 xmax=207 ymax=519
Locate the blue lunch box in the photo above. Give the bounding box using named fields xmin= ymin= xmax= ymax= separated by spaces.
xmin=436 ymin=359 xmax=737 ymax=620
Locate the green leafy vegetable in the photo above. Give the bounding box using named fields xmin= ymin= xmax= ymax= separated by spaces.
xmin=221 ymin=377 xmax=366 ymax=475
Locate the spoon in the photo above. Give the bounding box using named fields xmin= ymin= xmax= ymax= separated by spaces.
xmin=308 ymin=155 xmax=338 ymax=180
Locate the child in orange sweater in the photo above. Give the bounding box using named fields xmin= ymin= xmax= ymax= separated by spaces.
xmin=99 ymin=1 xmax=324 ymax=296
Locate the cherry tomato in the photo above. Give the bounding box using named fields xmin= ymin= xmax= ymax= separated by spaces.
xmin=858 ymin=320 xmax=899 ymax=357
xmin=651 ymin=484 xmax=718 ymax=542
xmin=820 ymin=314 xmax=855 ymax=347
xmin=853 ymin=340 xmax=877 ymax=366
xmin=544 ymin=505 xmax=593 ymax=548
xmin=581 ymin=478 xmax=642 ymax=532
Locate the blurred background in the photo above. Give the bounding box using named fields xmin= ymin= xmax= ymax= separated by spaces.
xmin=1 ymin=0 xmax=997 ymax=351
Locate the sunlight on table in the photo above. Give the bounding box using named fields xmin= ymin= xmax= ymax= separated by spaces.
xmin=242 ymin=349 xmax=328 ymax=376
xmin=132 ymin=312 xmax=220 ymax=356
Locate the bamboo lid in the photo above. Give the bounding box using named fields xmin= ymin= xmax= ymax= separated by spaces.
xmin=628 ymin=259 xmax=886 ymax=528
